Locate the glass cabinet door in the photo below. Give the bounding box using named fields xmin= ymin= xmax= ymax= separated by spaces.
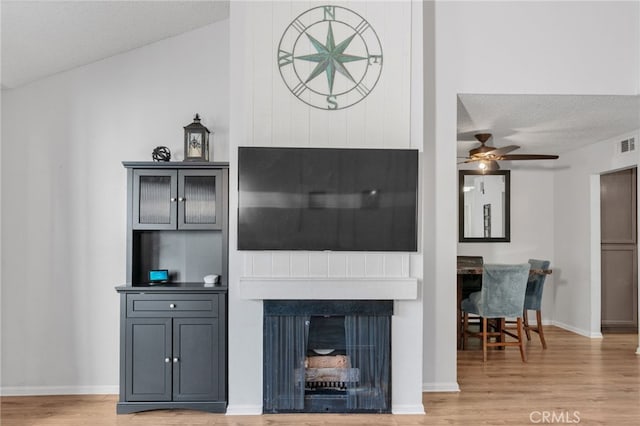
xmin=133 ymin=170 xmax=177 ymax=229
xmin=178 ymin=170 xmax=223 ymax=230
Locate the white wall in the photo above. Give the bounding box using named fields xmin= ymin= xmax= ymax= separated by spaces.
xmin=433 ymin=1 xmax=640 ymax=370
xmin=0 ymin=21 xmax=230 ymax=394
xmin=228 ymin=0 xmax=425 ymax=413
xmin=554 ymin=131 xmax=639 ymax=337
xmin=457 ymin=167 xmax=556 ymax=319
xmin=422 ymin=0 xmax=462 ymax=393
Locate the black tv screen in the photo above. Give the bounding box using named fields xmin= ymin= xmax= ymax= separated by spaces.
xmin=238 ymin=147 xmax=418 ymax=251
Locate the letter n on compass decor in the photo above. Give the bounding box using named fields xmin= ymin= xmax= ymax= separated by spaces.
xmin=277 ymin=5 xmax=383 ymax=110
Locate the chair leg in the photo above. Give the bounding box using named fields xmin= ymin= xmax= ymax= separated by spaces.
xmin=536 ymin=310 xmax=547 ymax=349
xmin=517 ymin=317 xmax=527 ymax=362
xmin=482 ymin=317 xmax=488 ymax=362
xmin=523 ymin=309 xmax=531 ymax=341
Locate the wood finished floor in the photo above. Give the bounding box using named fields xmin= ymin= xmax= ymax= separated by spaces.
xmin=1 ymin=327 xmax=639 ymax=425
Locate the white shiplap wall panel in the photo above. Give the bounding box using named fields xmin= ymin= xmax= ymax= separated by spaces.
xmin=326 ymin=107 xmax=349 ymax=147
xmin=271 ymin=252 xmax=291 ymax=276
xmin=402 ymin=254 xmax=411 ymax=277
xmin=308 ymin=253 xmax=329 ymax=276
xmin=409 ymin=253 xmax=422 ymax=279
xmin=365 ymin=253 xmax=385 ymax=276
xmin=309 ymin=105 xmax=332 ymax=146
xmin=345 ymin=101 xmax=366 ymax=147
xmin=384 ymin=254 xmax=405 ymax=277
xmin=289 ymin=99 xmax=311 ymax=147
xmin=241 ymin=5 xmax=255 ymax=147
xmin=252 ymin=1 xmax=274 ymax=146
xmin=381 ymin=1 xmax=412 ymax=148
xmin=291 ymin=252 xmax=310 ymax=276
xmin=328 ymin=253 xmax=348 ymax=277
xmin=242 ymin=1 xmax=414 ymax=280
xmin=252 ymin=252 xmax=273 ymax=276
xmin=359 ymin=2 xmax=384 ymax=148
xmin=244 ymin=251 xmax=412 ymax=279
xmin=243 ymin=252 xmax=254 ymax=276
xmin=288 ymin=0 xmax=313 ymax=146
xmin=347 ymin=253 xmax=367 ymax=276
xmin=272 ymin=1 xmax=295 ymax=147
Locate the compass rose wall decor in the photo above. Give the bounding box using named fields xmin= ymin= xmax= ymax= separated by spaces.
xmin=277 ymin=5 xmax=383 ymax=110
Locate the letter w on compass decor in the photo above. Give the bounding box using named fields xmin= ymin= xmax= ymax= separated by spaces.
xmin=277 ymin=5 xmax=383 ymax=110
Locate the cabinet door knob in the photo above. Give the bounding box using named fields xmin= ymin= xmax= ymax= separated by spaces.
xmin=169 ymin=303 xmax=176 ymax=309
xmin=173 ymin=357 xmax=179 ymax=363
xmin=170 ymin=197 xmax=177 ymax=202
xmin=178 ymin=197 xmax=185 ymax=202
xmin=164 ymin=357 xmax=171 ymax=363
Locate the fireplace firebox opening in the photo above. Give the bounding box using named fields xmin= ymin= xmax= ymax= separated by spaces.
xmin=263 ymin=300 xmax=392 ymax=414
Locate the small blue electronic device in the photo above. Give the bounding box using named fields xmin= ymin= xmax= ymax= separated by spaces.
xmin=149 ymin=269 xmax=169 ymax=283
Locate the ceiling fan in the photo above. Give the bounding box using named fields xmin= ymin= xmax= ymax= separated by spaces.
xmin=460 ymin=133 xmax=559 ymax=170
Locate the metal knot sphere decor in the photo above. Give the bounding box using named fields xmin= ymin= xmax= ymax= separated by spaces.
xmin=152 ymin=146 xmax=171 ymax=162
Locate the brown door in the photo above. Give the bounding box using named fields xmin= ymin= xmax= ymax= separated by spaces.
xmin=601 ymin=167 xmax=638 ymax=332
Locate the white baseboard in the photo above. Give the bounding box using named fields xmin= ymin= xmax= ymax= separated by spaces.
xmin=225 ymin=404 xmax=263 ymax=415
xmin=636 ymin=346 xmax=640 ymax=355
xmin=422 ymin=382 xmax=460 ymax=392
xmin=552 ymin=320 xmax=603 ymax=339
xmin=0 ymin=385 xmax=118 ymax=396
xmin=391 ymin=404 xmax=425 ymax=415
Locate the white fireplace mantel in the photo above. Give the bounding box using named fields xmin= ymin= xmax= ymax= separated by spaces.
xmin=239 ymin=277 xmax=419 ymax=300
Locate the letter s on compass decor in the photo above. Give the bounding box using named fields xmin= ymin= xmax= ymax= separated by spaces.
xmin=277 ymin=5 xmax=383 ymax=110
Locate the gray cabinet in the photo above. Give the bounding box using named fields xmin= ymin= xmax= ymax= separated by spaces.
xmin=117 ymin=162 xmax=228 ymax=414
xmin=133 ymin=168 xmax=223 ymax=230
xmin=124 ymin=162 xmax=229 ymax=286
xmin=117 ymin=291 xmax=226 ymax=413
xmin=172 ymin=317 xmax=220 ymax=402
xmin=125 ymin=318 xmax=172 ymax=402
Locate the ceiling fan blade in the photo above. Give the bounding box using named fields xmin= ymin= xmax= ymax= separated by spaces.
xmin=485 ymin=145 xmax=520 ymax=156
xmin=498 ymin=154 xmax=559 ymax=160
xmin=469 ymin=144 xmax=520 ymax=159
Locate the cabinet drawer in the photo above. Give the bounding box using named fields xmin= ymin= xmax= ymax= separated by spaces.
xmin=127 ymin=294 xmax=219 ymax=318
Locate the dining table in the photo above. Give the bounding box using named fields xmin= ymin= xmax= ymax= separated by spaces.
xmin=456 ymin=264 xmax=552 ymax=350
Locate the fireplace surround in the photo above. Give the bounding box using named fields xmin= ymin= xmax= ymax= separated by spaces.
xmin=263 ymin=300 xmax=392 ymax=413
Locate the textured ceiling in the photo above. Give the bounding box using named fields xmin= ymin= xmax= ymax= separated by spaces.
xmin=1 ymin=0 xmax=229 ymax=89
xmin=458 ymin=94 xmax=640 ymax=158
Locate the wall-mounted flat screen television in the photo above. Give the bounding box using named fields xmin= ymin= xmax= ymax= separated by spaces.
xmin=238 ymin=147 xmax=418 ymax=251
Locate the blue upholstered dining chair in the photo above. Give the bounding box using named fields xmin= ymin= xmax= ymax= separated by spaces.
xmin=524 ymin=259 xmax=551 ymax=349
xmin=461 ymin=263 xmax=531 ymax=362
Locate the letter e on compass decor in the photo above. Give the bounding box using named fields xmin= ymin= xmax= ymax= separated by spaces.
xmin=277 ymin=5 xmax=383 ymax=110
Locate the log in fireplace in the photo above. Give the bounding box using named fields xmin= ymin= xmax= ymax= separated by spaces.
xmin=263 ymin=300 xmax=392 ymax=413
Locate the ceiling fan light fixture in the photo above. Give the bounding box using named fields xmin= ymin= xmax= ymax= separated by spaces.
xmin=478 ymin=160 xmax=500 ymax=171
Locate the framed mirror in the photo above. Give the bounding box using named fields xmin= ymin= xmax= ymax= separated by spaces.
xmin=459 ymin=170 xmax=510 ymax=242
